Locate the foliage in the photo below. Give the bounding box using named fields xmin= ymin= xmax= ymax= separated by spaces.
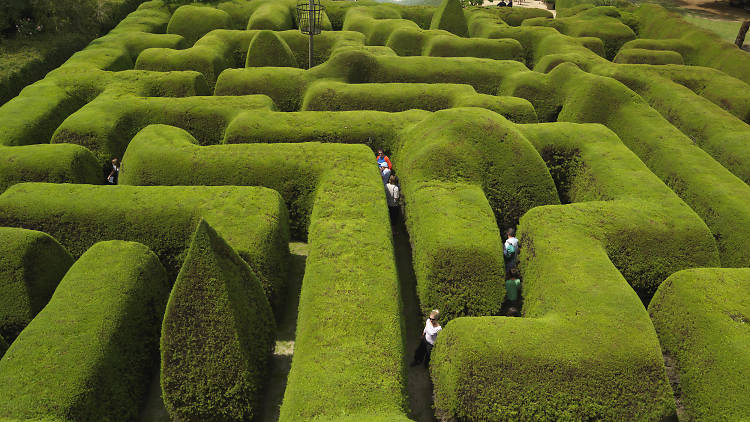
xmin=0 ymin=183 xmax=290 ymax=314
xmin=161 ymin=220 xmax=275 ymax=421
xmin=0 ymin=227 xmax=73 ymax=343
xmin=0 ymin=240 xmax=169 ymax=421
xmin=649 ymin=268 xmax=750 ymax=421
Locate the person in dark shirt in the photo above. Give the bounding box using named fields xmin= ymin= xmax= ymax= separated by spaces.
xmin=106 ymin=158 xmax=120 ymax=185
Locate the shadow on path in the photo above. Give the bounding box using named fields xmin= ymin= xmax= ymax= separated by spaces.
xmin=392 ymin=217 xmax=437 ymax=422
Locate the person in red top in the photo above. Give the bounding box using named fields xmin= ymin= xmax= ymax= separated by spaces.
xmin=376 ymin=148 xmax=392 ymax=170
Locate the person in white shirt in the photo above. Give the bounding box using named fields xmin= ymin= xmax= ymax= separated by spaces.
xmin=411 ymin=309 xmax=441 ymax=368
xmin=385 ymin=174 xmax=400 ymax=222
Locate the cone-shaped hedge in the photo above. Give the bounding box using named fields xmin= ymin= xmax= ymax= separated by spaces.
xmin=161 ymin=219 xmax=276 ymax=422
xmin=0 ymin=227 xmax=73 ymax=343
xmin=430 ymin=0 xmax=468 ymax=37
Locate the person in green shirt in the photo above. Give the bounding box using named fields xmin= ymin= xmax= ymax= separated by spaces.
xmin=505 ymin=267 xmax=521 ymax=307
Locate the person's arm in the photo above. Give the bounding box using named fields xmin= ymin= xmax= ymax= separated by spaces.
xmin=385 ymin=156 xmax=392 ymax=170
xmin=394 ymin=186 xmax=399 ymax=201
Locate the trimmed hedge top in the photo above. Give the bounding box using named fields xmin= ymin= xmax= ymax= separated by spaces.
xmin=0 ymin=240 xmax=169 ymax=421
xmin=0 ymin=227 xmax=73 ymax=343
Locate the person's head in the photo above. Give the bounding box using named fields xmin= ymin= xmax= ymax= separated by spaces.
xmin=389 ymin=175 xmax=396 ymax=184
xmin=429 ymin=309 xmax=440 ymax=323
xmin=507 ymin=306 xmax=519 ymax=317
xmin=506 ymin=227 xmax=516 ymax=238
xmin=510 ymin=267 xmax=520 ymax=279
xmin=112 ymin=158 xmax=119 ymax=166
xmin=377 ymin=148 xmax=384 ymax=157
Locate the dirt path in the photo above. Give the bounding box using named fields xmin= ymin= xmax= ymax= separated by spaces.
xmin=137 ymin=242 xmax=308 ymax=422
xmin=392 ymin=217 xmax=438 ymax=422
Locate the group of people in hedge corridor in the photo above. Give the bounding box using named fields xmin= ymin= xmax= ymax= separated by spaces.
xmin=376 ymin=148 xmax=523 ymax=367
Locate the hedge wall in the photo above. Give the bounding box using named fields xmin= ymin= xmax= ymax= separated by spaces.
xmin=136 ymin=29 xmax=364 ymax=88
xmin=396 ymin=109 xmax=558 ymax=321
xmin=432 ymin=198 xmax=717 ymax=420
xmin=50 ymin=93 xmax=275 ymax=165
xmin=649 ymin=268 xmax=750 ymax=421
xmin=505 ymin=62 xmax=750 ymax=267
xmin=518 ymin=122 xmax=719 ymax=301
xmin=167 ymin=4 xmax=233 ymax=46
xmin=118 ymin=124 xmax=408 ymax=420
xmin=223 ymin=109 xmax=428 ymax=148
xmin=0 ymin=227 xmax=73 ymax=343
xmin=0 ymin=144 xmax=100 ymax=194
xmin=0 ymin=240 xmax=169 ymax=421
xmin=216 ymin=48 xmax=529 ymax=110
xmin=592 ymin=64 xmax=750 ymax=187
xmin=0 ymin=183 xmax=290 ymax=314
xmin=300 ymin=81 xmax=537 ymax=122
xmin=161 ymin=220 xmax=275 ymax=421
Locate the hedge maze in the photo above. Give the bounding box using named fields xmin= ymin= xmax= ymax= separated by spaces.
xmin=0 ymin=0 xmax=749 ymax=420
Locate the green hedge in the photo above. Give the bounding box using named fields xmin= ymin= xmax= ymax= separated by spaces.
xmin=0 ymin=1 xmax=202 ymax=149
xmin=644 ymin=64 xmax=750 ymax=124
xmin=50 ymin=93 xmax=274 ymax=165
xmin=0 ymin=227 xmax=73 ymax=343
xmin=245 ymin=30 xmax=297 ymax=67
xmin=0 ymin=144 xmax=101 ymax=194
xmin=518 ymin=122 xmax=719 ymax=301
xmin=423 ymin=35 xmax=523 ymax=61
xmin=216 ymin=48 xmax=529 ymax=110
xmin=433 ymin=198 xmax=717 ymax=421
xmin=0 ymin=240 xmax=169 ymax=421
xmin=167 ymin=4 xmax=233 ymax=45
xmin=430 ymin=118 xmax=719 ymax=420
xmin=634 ymin=4 xmax=750 ymax=85
xmin=223 ymin=109 xmax=428 ymax=148
xmin=429 ymin=0 xmax=468 ymax=37
xmin=248 ymin=1 xmax=295 ymax=31
xmin=649 ymin=268 xmax=750 ymax=422
xmin=522 ymin=10 xmax=635 ymax=59
xmin=0 ymin=183 xmax=290 ymax=314
xmin=613 ymin=48 xmax=684 ymax=65
xmin=136 ymin=29 xmax=364 ymax=87
xmin=300 ymin=81 xmax=537 ymax=122
xmin=161 ymin=220 xmax=275 ymax=421
xmin=396 ymin=109 xmax=558 ymax=321
xmin=504 ymin=62 xmax=750 ymax=267
xmin=117 ymin=123 xmax=408 ymax=420
xmin=592 ymin=64 xmax=750 ymax=188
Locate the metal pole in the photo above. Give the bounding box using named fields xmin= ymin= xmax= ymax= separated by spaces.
xmin=308 ymin=4 xmax=314 ymax=69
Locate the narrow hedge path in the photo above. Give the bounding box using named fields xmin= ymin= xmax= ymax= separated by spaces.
xmin=393 ymin=218 xmax=437 ymax=422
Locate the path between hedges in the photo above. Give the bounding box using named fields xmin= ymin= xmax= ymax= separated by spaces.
xmin=393 ymin=218 xmax=438 ymax=422
xmin=137 ymin=242 xmax=308 ymax=422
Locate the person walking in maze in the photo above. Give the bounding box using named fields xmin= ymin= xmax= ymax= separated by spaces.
xmin=505 ymin=267 xmax=522 ymax=311
xmin=379 ymin=161 xmax=392 ymax=185
xmin=411 ymin=309 xmax=441 ymax=368
xmin=385 ymin=174 xmax=400 ymax=222
xmin=106 ymin=158 xmax=120 ymax=185
xmin=376 ymin=148 xmax=392 ymax=171
xmin=504 ymin=227 xmax=519 ymax=273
